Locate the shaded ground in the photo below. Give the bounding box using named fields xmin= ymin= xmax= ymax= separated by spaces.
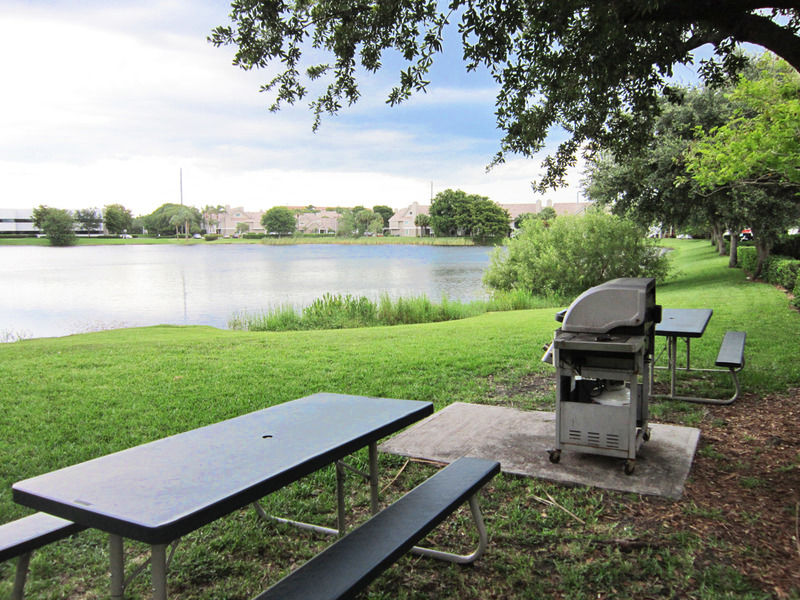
xmin=485 ymin=374 xmax=800 ymax=597
xmin=636 ymin=388 xmax=800 ymax=598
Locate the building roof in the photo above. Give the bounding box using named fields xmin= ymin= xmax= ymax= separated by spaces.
xmin=499 ymin=203 xmax=542 ymax=220
xmin=389 ymin=202 xmax=429 ymax=223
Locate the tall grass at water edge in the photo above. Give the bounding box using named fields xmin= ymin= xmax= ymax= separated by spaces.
xmin=228 ymin=289 xmax=560 ymax=331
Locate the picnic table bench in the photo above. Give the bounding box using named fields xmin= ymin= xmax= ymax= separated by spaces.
xmin=254 ymin=457 xmax=501 ymax=600
xmin=0 ymin=513 xmax=84 ymax=599
xmin=653 ymin=309 xmax=746 ymax=404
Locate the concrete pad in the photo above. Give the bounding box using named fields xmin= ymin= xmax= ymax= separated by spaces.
xmin=379 ymin=402 xmax=700 ymax=500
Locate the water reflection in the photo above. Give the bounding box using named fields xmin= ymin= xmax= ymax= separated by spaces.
xmin=0 ymin=244 xmax=492 ymax=339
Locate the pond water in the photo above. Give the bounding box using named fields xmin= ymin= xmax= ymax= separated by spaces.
xmin=1 ymin=244 xmax=493 ymax=340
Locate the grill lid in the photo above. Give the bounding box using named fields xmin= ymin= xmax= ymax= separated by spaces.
xmin=560 ymin=278 xmax=656 ymax=334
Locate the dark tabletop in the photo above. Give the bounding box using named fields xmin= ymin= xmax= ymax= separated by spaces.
xmin=12 ymin=393 xmax=433 ymax=544
xmin=655 ymin=308 xmax=713 ymax=338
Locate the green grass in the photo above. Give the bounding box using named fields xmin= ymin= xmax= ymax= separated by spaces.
xmin=0 ymin=239 xmax=798 ymax=598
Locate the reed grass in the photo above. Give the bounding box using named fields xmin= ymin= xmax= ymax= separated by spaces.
xmin=229 ymin=289 xmax=561 ymax=332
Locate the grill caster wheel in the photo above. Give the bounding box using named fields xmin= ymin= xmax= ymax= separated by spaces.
xmin=624 ymin=459 xmax=636 ymax=475
xmin=643 ymin=428 xmax=651 ymax=442
xmin=549 ymin=449 xmax=561 ymax=464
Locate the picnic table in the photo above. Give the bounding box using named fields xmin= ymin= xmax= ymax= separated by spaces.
xmin=11 ymin=393 xmax=433 ymax=599
xmin=653 ymin=308 xmax=746 ymax=404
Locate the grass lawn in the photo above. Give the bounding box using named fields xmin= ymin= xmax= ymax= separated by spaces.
xmin=0 ymin=239 xmax=798 ymax=599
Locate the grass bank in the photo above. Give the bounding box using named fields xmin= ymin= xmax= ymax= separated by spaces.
xmin=1 ymin=239 xmax=798 ymax=599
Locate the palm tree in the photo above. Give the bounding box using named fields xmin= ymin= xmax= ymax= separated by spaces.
xmin=414 ymin=214 xmax=431 ymax=237
xmin=169 ymin=206 xmax=195 ymax=239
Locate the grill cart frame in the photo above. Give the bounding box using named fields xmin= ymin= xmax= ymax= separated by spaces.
xmin=547 ymin=278 xmax=660 ymax=475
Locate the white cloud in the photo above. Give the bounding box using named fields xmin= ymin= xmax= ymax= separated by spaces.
xmin=0 ymin=1 xmax=584 ymax=217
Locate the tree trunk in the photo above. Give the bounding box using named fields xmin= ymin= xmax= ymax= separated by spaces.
xmin=728 ymin=234 xmax=738 ymax=268
xmin=753 ymin=240 xmax=770 ymax=279
xmin=710 ymin=222 xmax=725 ymax=255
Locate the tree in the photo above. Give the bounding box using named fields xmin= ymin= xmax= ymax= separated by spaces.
xmin=74 ymin=208 xmax=102 ymax=235
xmin=235 ymin=222 xmax=250 ymax=235
xmin=103 ymin=204 xmax=133 ymax=235
xmin=334 ymin=209 xmax=354 ymax=237
xmin=372 ymin=205 xmax=394 ymax=229
xmin=353 ymin=209 xmax=383 ymax=236
xmin=262 ymin=206 xmax=296 ymax=235
xmin=688 ymin=55 xmax=800 ymax=190
xmin=429 ymin=189 xmax=508 ymax=240
xmin=468 ymin=197 xmax=511 ymax=241
xmin=169 ymin=206 xmax=198 ymax=238
xmin=414 ymin=214 xmax=431 ymax=237
xmin=686 ymin=55 xmax=800 ymax=276
xmin=144 ymin=204 xmax=202 ymax=237
xmin=40 ymin=208 xmax=77 ymax=247
xmin=32 ymin=205 xmax=51 ymax=230
xmin=429 ymin=190 xmax=473 ymax=237
xmin=211 ymin=2 xmax=800 ymax=189
xmin=584 ymin=83 xmax=745 ymax=265
xmin=484 ymin=211 xmax=670 ymax=298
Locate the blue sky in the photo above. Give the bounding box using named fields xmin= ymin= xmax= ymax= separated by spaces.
xmin=0 ymin=1 xmax=715 ymax=217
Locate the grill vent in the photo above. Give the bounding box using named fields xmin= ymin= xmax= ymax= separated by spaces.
xmin=568 ymin=429 xmax=581 ymax=442
xmin=606 ymin=434 xmax=620 ymax=448
xmin=587 ymin=431 xmax=600 ymax=445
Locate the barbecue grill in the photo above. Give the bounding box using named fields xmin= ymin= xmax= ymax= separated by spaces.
xmin=546 ymin=278 xmax=661 ymax=474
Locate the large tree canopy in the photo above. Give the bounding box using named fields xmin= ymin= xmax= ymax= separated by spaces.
xmin=211 ymin=1 xmax=800 ymax=188
xmin=687 ymin=54 xmax=800 ymax=189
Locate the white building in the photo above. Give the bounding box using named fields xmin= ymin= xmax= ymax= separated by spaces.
xmin=387 ymin=202 xmax=430 ymax=237
xmin=0 ymin=208 xmax=38 ymax=234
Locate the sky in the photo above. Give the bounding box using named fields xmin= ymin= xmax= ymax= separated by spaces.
xmin=0 ymin=1 xmax=711 ymax=217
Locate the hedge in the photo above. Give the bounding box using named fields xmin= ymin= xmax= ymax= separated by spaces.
xmin=794 ymin=278 xmax=800 ymax=309
xmin=737 ymin=246 xmax=800 ymax=296
xmin=737 ymin=246 xmax=759 ymax=275
xmin=766 ymin=257 xmax=800 ymax=291
xmin=738 ymin=246 xmax=800 ymax=305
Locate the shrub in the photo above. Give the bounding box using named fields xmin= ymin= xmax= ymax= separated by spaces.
xmin=737 ymin=246 xmax=759 ymax=275
xmin=765 ymin=256 xmax=800 ymax=290
xmin=483 ymin=211 xmax=670 ymax=299
xmin=41 ymin=208 xmax=77 ymax=246
xmin=204 ymin=234 xmax=219 ymax=241
xmin=794 ymin=277 xmax=800 ymax=309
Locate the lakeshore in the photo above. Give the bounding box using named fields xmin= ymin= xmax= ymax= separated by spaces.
xmin=0 ymin=243 xmax=493 ymax=340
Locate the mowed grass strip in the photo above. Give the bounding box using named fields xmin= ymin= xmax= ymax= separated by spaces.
xmin=1 ymin=239 xmax=798 ymax=599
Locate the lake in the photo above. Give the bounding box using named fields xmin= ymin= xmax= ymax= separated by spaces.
xmin=1 ymin=244 xmax=493 ymax=340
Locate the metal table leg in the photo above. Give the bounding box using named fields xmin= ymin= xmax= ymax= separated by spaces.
xmin=110 ymin=535 xmax=124 ymax=600
xmin=151 ymin=544 xmax=168 ymax=600
xmin=11 ymin=552 xmax=31 ymax=600
xmin=368 ymin=442 xmax=379 ymax=515
xmin=669 ymin=335 xmax=677 ymax=398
